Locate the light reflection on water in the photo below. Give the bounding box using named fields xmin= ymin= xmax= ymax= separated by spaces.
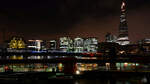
xmin=73 ymin=76 xmax=149 ymax=84
xmin=22 ymin=77 xmax=148 ymax=84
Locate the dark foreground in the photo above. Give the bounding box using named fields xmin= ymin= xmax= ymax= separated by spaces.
xmin=0 ymin=71 xmax=150 ymax=84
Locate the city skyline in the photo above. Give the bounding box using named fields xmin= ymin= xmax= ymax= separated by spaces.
xmin=0 ymin=0 xmax=150 ymax=83
xmin=0 ymin=0 xmax=150 ymax=44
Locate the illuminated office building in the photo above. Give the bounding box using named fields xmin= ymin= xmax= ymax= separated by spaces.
xmin=74 ymin=37 xmax=84 ymax=53
xmin=17 ymin=38 xmax=26 ymax=49
xmin=84 ymin=37 xmax=98 ymax=53
xmin=9 ymin=37 xmax=17 ymax=49
xmin=59 ymin=37 xmax=73 ymax=52
xmin=9 ymin=37 xmax=25 ymax=49
xmin=27 ymin=40 xmax=45 ymax=51
xmin=117 ymin=0 xmax=130 ymax=45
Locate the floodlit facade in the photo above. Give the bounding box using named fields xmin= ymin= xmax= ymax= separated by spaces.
xmin=17 ymin=38 xmax=25 ymax=49
xmin=9 ymin=37 xmax=17 ymax=49
xmin=27 ymin=40 xmax=45 ymax=51
xmin=59 ymin=37 xmax=98 ymax=53
xmin=59 ymin=37 xmax=73 ymax=52
xmin=84 ymin=37 xmax=98 ymax=53
xmin=9 ymin=37 xmax=25 ymax=49
xmin=117 ymin=37 xmax=130 ymax=45
xmin=117 ymin=0 xmax=130 ymax=45
xmin=74 ymin=37 xmax=84 ymax=53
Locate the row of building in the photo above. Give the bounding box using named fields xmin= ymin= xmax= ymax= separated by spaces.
xmin=8 ymin=37 xmax=98 ymax=53
xmin=105 ymin=32 xmax=150 ymax=45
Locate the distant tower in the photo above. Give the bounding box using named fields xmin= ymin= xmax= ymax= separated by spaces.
xmin=105 ymin=33 xmax=117 ymax=43
xmin=117 ymin=0 xmax=130 ymax=45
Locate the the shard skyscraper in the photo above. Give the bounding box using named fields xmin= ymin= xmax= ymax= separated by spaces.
xmin=117 ymin=0 xmax=130 ymax=45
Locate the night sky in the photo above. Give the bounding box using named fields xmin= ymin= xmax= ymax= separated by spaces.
xmin=0 ymin=0 xmax=150 ymax=43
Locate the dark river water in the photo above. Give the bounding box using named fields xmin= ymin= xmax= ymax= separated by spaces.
xmin=20 ymin=77 xmax=148 ymax=84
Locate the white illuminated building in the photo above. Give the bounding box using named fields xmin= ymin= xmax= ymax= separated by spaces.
xmin=27 ymin=40 xmax=44 ymax=51
xmin=59 ymin=37 xmax=98 ymax=53
xmin=84 ymin=37 xmax=98 ymax=53
xmin=59 ymin=37 xmax=73 ymax=52
xmin=74 ymin=37 xmax=84 ymax=53
xmin=117 ymin=36 xmax=130 ymax=45
xmin=144 ymin=39 xmax=150 ymax=44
